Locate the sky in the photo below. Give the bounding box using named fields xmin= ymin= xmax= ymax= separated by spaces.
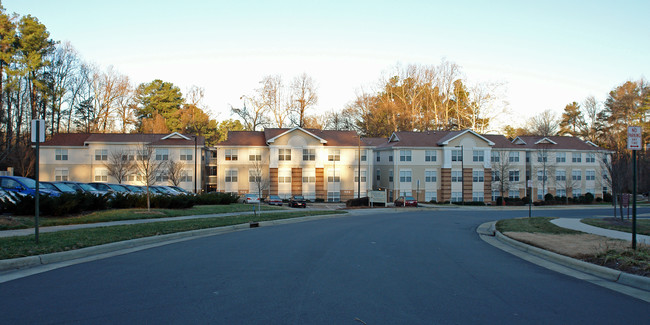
xmin=5 ymin=0 xmax=649 ymax=131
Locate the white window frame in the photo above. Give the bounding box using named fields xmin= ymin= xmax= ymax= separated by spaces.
xmin=156 ymin=149 xmax=169 ymax=161
xmin=473 ymin=150 xmax=484 ymax=162
xmin=55 ymin=168 xmax=69 ymax=181
xmin=55 ymin=149 xmax=68 ymax=161
xmin=180 ymin=149 xmax=193 ymax=161
xmin=399 ymin=150 xmax=412 ymax=162
xmin=425 ymin=170 xmax=437 ymax=183
xmin=472 ymin=170 xmax=484 ymax=183
xmin=425 ymin=150 xmax=437 ymax=162
xmin=95 ymin=149 xmax=108 ymax=161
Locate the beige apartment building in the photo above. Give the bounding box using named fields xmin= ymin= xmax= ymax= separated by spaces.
xmin=38 ymin=132 xmax=205 ymax=193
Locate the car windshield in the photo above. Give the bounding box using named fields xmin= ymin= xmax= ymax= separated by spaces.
xmin=41 ymin=182 xmax=57 ymax=190
xmin=293 ymin=196 xmax=304 ymax=200
xmin=79 ymin=183 xmax=99 ymax=191
xmin=109 ymin=184 xmax=129 ymax=192
xmin=16 ymin=177 xmax=37 ymax=189
xmin=405 ymin=196 xmax=416 ymax=200
xmin=269 ymin=195 xmax=280 ymax=200
xmin=53 ymin=183 xmax=76 ymax=192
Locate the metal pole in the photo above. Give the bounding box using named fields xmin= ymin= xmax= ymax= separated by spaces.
xmin=35 ymin=121 xmax=40 ymax=244
xmin=194 ymin=136 xmax=198 ymax=194
xmin=358 ymin=135 xmax=361 ymax=199
xmin=632 ymin=150 xmax=637 ymax=250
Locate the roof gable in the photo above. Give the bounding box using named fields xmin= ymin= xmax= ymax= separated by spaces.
xmin=534 ymin=137 xmax=557 ymax=145
xmin=437 ymin=129 xmax=495 ymax=146
xmin=266 ymin=127 xmax=327 ymax=144
xmin=162 ymin=132 xmax=191 ymax=140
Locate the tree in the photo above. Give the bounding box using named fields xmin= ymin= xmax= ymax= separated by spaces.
xmin=290 ymin=73 xmax=318 ymax=127
xmin=134 ymin=79 xmax=183 ymax=132
xmin=104 ymin=149 xmax=135 ymax=184
xmin=231 ymin=95 xmax=268 ymax=131
xmin=534 ymin=142 xmax=556 ymax=201
xmin=558 ymin=102 xmax=584 ymax=137
xmin=73 ymin=98 xmax=97 ymax=133
xmin=261 ymin=75 xmax=290 ymax=128
xmin=490 ymin=151 xmax=517 ymax=205
xmin=526 ymin=109 xmax=558 ymax=136
xmin=166 ymin=159 xmax=184 ymax=187
xmin=581 ymin=95 xmax=602 ymax=143
xmin=134 ymin=142 xmax=167 ymax=210
xmin=602 ymin=80 xmax=649 ymax=150
xmin=215 ymin=119 xmax=244 ymax=143
xmin=0 ymin=6 xmax=16 ymax=126
xmin=249 ymin=157 xmax=270 ymax=199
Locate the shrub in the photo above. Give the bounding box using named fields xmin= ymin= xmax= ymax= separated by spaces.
xmin=584 ymin=192 xmax=595 ymax=204
xmin=603 ymin=192 xmax=613 ymax=202
xmin=544 ymin=193 xmax=554 ymax=202
xmin=195 ymin=192 xmax=238 ymax=205
xmin=346 ymin=196 xmax=369 ymax=207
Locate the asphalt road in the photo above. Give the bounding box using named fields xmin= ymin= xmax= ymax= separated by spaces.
xmin=1 ymin=207 xmax=648 ymax=324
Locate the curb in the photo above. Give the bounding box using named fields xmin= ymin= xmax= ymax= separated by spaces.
xmin=0 ymin=212 xmax=348 ymax=273
xmin=489 ymin=224 xmax=650 ymax=291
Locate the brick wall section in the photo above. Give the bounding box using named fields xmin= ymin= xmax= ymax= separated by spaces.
xmin=463 ymin=168 xmax=472 ymax=201
xmin=440 ymin=168 xmax=451 ymax=202
xmin=484 ymin=168 xmax=492 ymax=203
xmin=291 ymin=168 xmax=302 ymax=195
xmin=270 ymin=168 xmax=278 ymax=195
xmin=315 ymin=168 xmax=325 ymax=200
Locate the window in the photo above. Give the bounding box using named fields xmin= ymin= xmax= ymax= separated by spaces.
xmin=508 ymin=189 xmax=520 ymax=198
xmin=249 ymin=149 xmax=262 ymax=161
xmin=376 ymin=152 xmax=380 ymax=162
xmin=302 ymin=149 xmax=315 ymax=161
xmin=55 ymin=168 xmax=69 ymax=181
xmin=556 ymin=152 xmax=566 ymax=163
xmin=572 ymin=153 xmax=581 ymax=163
xmin=94 ymin=169 xmax=108 ymax=182
xmin=425 ymin=170 xmax=437 ymax=182
xmin=155 ymin=171 xmax=169 ymax=182
xmin=586 ymin=153 xmax=595 ymax=163
xmin=492 ymin=190 xmax=500 ymax=201
xmin=180 ymin=149 xmax=193 ymax=161
xmin=327 ymin=169 xmax=340 ymax=183
xmin=328 ymin=149 xmax=340 ymax=161
xmin=327 ymin=191 xmax=341 ymax=202
xmin=389 ymin=155 xmax=393 ymax=162
xmin=355 ymin=150 xmax=367 ymax=162
xmin=491 ymin=151 xmax=500 ymax=163
xmin=509 ymin=170 xmax=520 ymax=182
xmin=122 ymin=151 xmax=135 ymax=161
xmin=586 ymin=170 xmax=596 ymax=181
xmin=155 ymin=149 xmax=169 ymax=161
xmin=509 ymin=152 xmax=519 ymax=162
xmin=137 ymin=151 xmax=149 ymax=161
xmin=451 ymin=192 xmax=463 ymax=202
xmin=354 ymin=170 xmax=367 ymax=183
xmin=399 ymin=150 xmax=412 ymax=162
xmin=555 ymin=170 xmax=566 ymax=181
xmin=451 ymin=171 xmax=463 ymax=182
xmin=572 ymin=188 xmax=582 ymax=197
xmin=95 ymin=149 xmax=108 ymax=161
xmin=537 ymin=189 xmax=548 ymax=201
xmin=425 ymin=150 xmax=437 ymax=162
xmin=472 ymin=192 xmax=484 ymax=202
xmin=537 ymin=170 xmax=547 ymax=181
xmin=425 ymin=191 xmax=437 ymax=202
xmin=452 ymin=150 xmax=463 ymax=162
xmin=473 ymin=150 xmax=484 ymax=162
xmin=278 ymin=149 xmax=291 ymax=161
xmin=225 ymin=149 xmax=238 ymax=161
xmin=586 ymin=188 xmax=595 ymax=195
xmin=248 ymin=170 xmax=261 ymax=183
xmin=389 ymin=170 xmax=393 ymax=182
xmin=572 ymin=170 xmax=582 ymax=181
xmin=556 ymin=189 xmax=566 ymax=197
xmin=473 ymin=171 xmax=484 ymax=182
xmin=537 ymin=152 xmax=548 ymax=163
xmin=526 ymin=152 xmax=531 ymax=163
xmin=55 ymin=149 xmax=68 ymax=161
xmin=180 ymin=170 xmax=192 ymax=182
xmin=376 ymin=169 xmax=381 ymax=181
xmin=225 ymin=170 xmax=238 ymax=182
xmin=399 ymin=170 xmax=412 ymax=183
xmin=492 ymin=170 xmax=500 ymax=182
xmin=302 ymin=175 xmax=316 ymax=183
xmin=209 ymin=166 xmax=217 ymax=176
xmin=211 ymin=150 xmax=217 ymax=158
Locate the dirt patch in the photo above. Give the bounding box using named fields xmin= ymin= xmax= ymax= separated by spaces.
xmin=504 ymin=232 xmax=630 ymax=257
xmin=0 ymin=217 xmax=21 ymax=227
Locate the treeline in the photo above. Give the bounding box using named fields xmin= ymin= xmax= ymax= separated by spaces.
xmin=0 ymin=6 xmax=240 ymax=175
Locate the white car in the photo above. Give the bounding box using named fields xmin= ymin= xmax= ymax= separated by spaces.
xmin=242 ymin=194 xmax=260 ymax=204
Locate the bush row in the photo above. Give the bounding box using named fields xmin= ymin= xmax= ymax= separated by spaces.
xmin=0 ymin=192 xmax=239 ymax=217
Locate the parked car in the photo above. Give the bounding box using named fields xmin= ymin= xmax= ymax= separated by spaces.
xmin=0 ymin=176 xmax=60 ymax=197
xmin=61 ymin=181 xmax=108 ymax=196
xmin=41 ymin=181 xmax=77 ymax=194
xmin=89 ymin=182 xmax=131 ymax=194
xmin=289 ymin=195 xmax=307 ymax=208
xmin=266 ymin=195 xmax=283 ymax=206
xmin=159 ymin=186 xmax=184 ymax=195
xmin=242 ymin=194 xmax=260 ymax=204
xmin=151 ymin=186 xmax=179 ymax=195
xmin=394 ymin=196 xmax=418 ymax=207
xmin=124 ymin=185 xmax=145 ymax=194
xmin=169 ymin=186 xmax=193 ymax=195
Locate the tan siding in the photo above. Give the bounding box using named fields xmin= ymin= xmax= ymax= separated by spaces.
xmin=316 ymin=168 xmax=325 ymax=200
xmin=292 ymin=168 xmax=302 ymax=195
xmin=440 ymin=168 xmax=451 ymax=202
xmin=270 ymin=168 xmax=278 ymax=195
xmin=463 ymin=168 xmax=472 ymax=201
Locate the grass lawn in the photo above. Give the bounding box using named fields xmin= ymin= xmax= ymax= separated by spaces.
xmin=0 ymin=204 xmax=285 ymax=230
xmin=495 ymin=217 xmax=583 ymax=234
xmin=0 ymin=210 xmax=345 ymax=260
xmin=582 ymin=218 xmax=650 ymax=236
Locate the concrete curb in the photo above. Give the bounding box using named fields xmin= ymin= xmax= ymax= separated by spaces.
xmin=0 ymin=211 xmax=348 ymax=273
xmin=490 ymin=225 xmax=650 ymax=291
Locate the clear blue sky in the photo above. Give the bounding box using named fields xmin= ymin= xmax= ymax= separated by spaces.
xmin=6 ymin=0 xmax=649 ymax=130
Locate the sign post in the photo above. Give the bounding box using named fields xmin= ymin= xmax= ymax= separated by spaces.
xmin=527 ymin=179 xmax=533 ymax=218
xmin=31 ymin=119 xmax=45 ymax=244
xmin=627 ymin=126 xmax=642 ymax=250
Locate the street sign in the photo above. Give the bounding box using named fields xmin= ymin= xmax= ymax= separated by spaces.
xmin=627 ymin=126 xmax=642 ymax=150
xmin=31 ymin=119 xmax=45 ymax=143
xmin=369 ymin=190 xmax=386 ymax=204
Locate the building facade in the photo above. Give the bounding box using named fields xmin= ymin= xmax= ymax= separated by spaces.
xmin=39 ymin=132 xmax=205 ymax=193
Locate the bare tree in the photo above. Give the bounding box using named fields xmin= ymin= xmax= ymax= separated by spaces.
xmin=91 ymin=65 xmax=130 ymax=133
xmin=134 ymin=142 xmax=167 ymax=210
xmin=535 ymin=144 xmax=556 ymax=201
xmin=490 ymin=151 xmax=517 ymax=205
xmin=104 ymin=149 xmax=136 ymax=184
xmin=290 ymin=73 xmax=318 ymax=127
xmin=581 ymin=95 xmax=601 ymax=143
xmin=262 ymin=75 xmax=290 ymax=128
xmin=527 ymin=109 xmax=559 ymax=136
xmin=167 ymin=158 xmax=184 ymax=187
xmin=250 ymin=158 xmax=270 ymax=198
xmin=231 ymin=95 xmax=268 ymax=131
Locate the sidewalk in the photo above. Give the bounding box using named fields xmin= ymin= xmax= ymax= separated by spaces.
xmin=551 ymin=218 xmax=650 ymax=245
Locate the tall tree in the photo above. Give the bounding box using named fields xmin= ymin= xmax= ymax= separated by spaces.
xmin=290 ymin=73 xmax=318 ymax=127
xmin=134 ymin=142 xmax=167 ymax=210
xmin=104 ymin=149 xmax=135 ymax=184
xmin=134 ymin=79 xmax=183 ymax=132
xmin=526 ymin=109 xmax=558 ymax=136
xmin=558 ymin=102 xmax=584 ymax=137
xmin=0 ymin=6 xmax=16 ymax=130
xmin=261 ymin=75 xmax=289 ymax=128
xmin=581 ymin=95 xmax=602 ymax=143
xmin=602 ymin=80 xmax=649 ymax=150
xmin=231 ymin=95 xmax=268 ymax=131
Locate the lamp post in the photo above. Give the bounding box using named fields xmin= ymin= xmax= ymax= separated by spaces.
xmin=455 ymin=145 xmax=464 ymax=202
xmin=193 ymin=135 xmax=198 ymax=194
xmin=358 ymin=135 xmax=361 ymax=199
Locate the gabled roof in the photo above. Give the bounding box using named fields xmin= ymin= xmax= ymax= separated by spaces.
xmin=41 ymin=133 xmax=205 ymax=147
xmin=512 ymin=135 xmax=604 ymax=151
xmin=265 ymin=127 xmax=327 ymax=144
xmin=436 ymin=129 xmax=495 ymax=146
xmin=534 ymin=137 xmax=557 ymax=145
xmin=162 ymin=132 xmax=191 ymax=141
xmin=218 ymin=131 xmax=267 ymax=146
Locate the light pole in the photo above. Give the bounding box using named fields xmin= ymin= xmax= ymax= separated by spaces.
xmin=193 ymin=135 xmax=198 ymax=194
xmin=455 ymin=145 xmax=464 ymax=202
xmin=358 ymin=134 xmax=361 ymax=199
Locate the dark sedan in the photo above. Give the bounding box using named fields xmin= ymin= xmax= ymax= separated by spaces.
xmin=289 ymin=195 xmax=306 ymax=208
xmin=394 ymin=196 xmax=418 ymax=207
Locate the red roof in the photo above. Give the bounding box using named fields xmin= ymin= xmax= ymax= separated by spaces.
xmin=41 ymin=133 xmax=205 ymax=146
xmin=221 ymin=128 xmax=370 ymax=147
xmin=513 ymin=136 xmax=603 ymax=151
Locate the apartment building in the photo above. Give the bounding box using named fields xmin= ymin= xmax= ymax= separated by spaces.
xmin=38 ymin=132 xmax=205 ymax=193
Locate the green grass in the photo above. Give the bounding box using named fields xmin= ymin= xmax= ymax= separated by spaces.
xmin=495 ymin=217 xmax=583 ymax=234
xmin=0 ymin=210 xmax=345 ymax=260
xmin=0 ymin=204 xmax=285 ymax=230
xmin=582 ymin=218 xmax=650 ymax=236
